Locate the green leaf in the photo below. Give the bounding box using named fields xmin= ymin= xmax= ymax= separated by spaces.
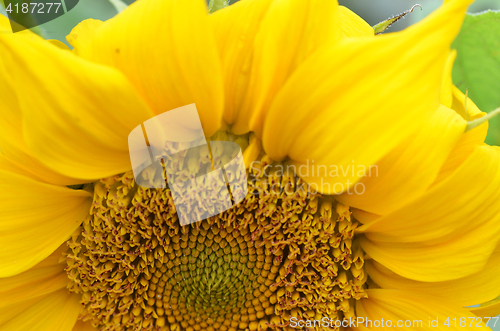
xmin=452 ymin=10 xmax=500 ymax=146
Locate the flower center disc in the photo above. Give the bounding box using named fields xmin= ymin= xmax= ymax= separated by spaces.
xmin=65 ymin=143 xmax=367 ymax=331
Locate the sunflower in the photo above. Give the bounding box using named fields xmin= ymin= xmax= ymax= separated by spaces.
xmin=1 ymin=0 xmax=500 ymax=330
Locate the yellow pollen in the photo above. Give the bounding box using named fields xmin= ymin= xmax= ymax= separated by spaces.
xmin=65 ymin=132 xmax=367 ymax=331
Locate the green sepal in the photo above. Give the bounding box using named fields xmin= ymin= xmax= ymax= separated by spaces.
xmin=373 ymin=4 xmax=422 ymax=35
xmin=208 ymin=0 xmax=228 ymax=14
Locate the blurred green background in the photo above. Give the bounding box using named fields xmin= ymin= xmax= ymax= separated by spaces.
xmin=1 ymin=0 xmax=499 ymax=329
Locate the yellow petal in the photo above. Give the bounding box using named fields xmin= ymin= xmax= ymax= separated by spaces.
xmin=0 ymin=155 xmax=41 ymax=181
xmin=47 ymin=39 xmax=70 ymax=50
xmin=0 ymin=290 xmax=80 ymax=331
xmin=0 ymin=27 xmax=90 ymax=185
xmin=231 ymin=0 xmax=342 ymax=135
xmin=210 ymin=0 xmax=273 ymax=127
xmin=452 ymin=84 xmax=485 ymax=121
xmin=69 ymin=0 xmax=224 ymax=136
xmin=66 ymin=19 xmax=103 ymax=57
xmin=72 ymin=321 xmax=97 ymax=331
xmin=351 ymin=208 xmax=380 ymax=225
xmin=0 ymin=169 xmax=91 ymax=277
xmin=470 ymin=298 xmax=500 ymax=319
xmin=359 ymin=145 xmax=500 ymax=281
xmin=0 ymin=297 xmax=40 ymax=326
xmin=211 ymin=1 xmax=369 ymax=131
xmin=435 ymin=85 xmax=487 ymax=184
xmin=0 ymin=15 xmax=12 ymax=33
xmin=359 ymin=145 xmax=500 ymax=242
xmin=262 ymin=0 xmax=473 ymax=194
xmin=337 ymin=105 xmax=466 ymax=215
xmin=0 ymin=14 xmax=39 ymax=38
xmin=0 ymin=244 xmax=67 ymax=309
xmin=440 ymin=50 xmax=457 ymax=108
xmin=361 ymin=235 xmax=498 ymax=283
xmin=0 ymin=32 xmax=157 ymax=181
xmin=366 ymin=241 xmax=500 ymax=306
xmin=0 ymin=141 xmax=81 ymax=185
xmin=339 ymin=6 xmax=374 ymax=38
xmin=356 ymin=289 xmax=488 ymax=330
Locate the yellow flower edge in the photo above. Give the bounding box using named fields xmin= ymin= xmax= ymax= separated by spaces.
xmin=1 ymin=0 xmax=500 ymax=330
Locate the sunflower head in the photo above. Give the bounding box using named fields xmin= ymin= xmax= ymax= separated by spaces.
xmin=65 ymin=135 xmax=367 ymax=330
xmin=1 ymin=0 xmax=500 ymax=331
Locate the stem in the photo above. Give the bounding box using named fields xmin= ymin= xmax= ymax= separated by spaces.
xmin=466 ymin=107 xmax=500 ymax=132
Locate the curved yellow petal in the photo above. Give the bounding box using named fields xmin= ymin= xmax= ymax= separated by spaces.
xmin=366 ymin=144 xmax=500 ymax=240
xmin=262 ymin=0 xmax=473 ymax=194
xmin=360 ymin=233 xmax=497 ymax=283
xmin=471 ymin=298 xmax=500 ymax=319
xmin=0 ymin=142 xmax=78 ymax=185
xmin=351 ymin=208 xmax=380 ymax=225
xmin=358 ymin=144 xmax=500 ymax=242
xmin=211 ymin=1 xmax=369 ymax=131
xmin=452 ymin=85 xmax=485 ymax=121
xmin=339 ymin=6 xmax=374 ymax=38
xmin=0 ymin=290 xmax=80 ymax=331
xmin=47 ymin=39 xmax=70 ymax=50
xmin=366 ymin=242 xmax=500 ymax=306
xmin=359 ymin=145 xmax=500 ymax=281
xmin=0 ymin=156 xmax=41 ymax=181
xmin=0 ymin=244 xmax=67 ymax=310
xmin=0 ymin=32 xmax=156 ymax=181
xmin=0 ymin=169 xmax=91 ymax=277
xmin=66 ymin=18 xmax=103 ymax=57
xmin=210 ymin=0 xmax=273 ymax=127
xmin=435 ymin=85 xmax=487 ymax=184
xmin=337 ymin=105 xmax=466 ymax=215
xmin=356 ymin=289 xmax=488 ymax=331
xmin=0 ymin=26 xmax=92 ymax=185
xmin=231 ymin=0 xmax=342 ymax=135
xmin=69 ymin=0 xmax=224 ymax=136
